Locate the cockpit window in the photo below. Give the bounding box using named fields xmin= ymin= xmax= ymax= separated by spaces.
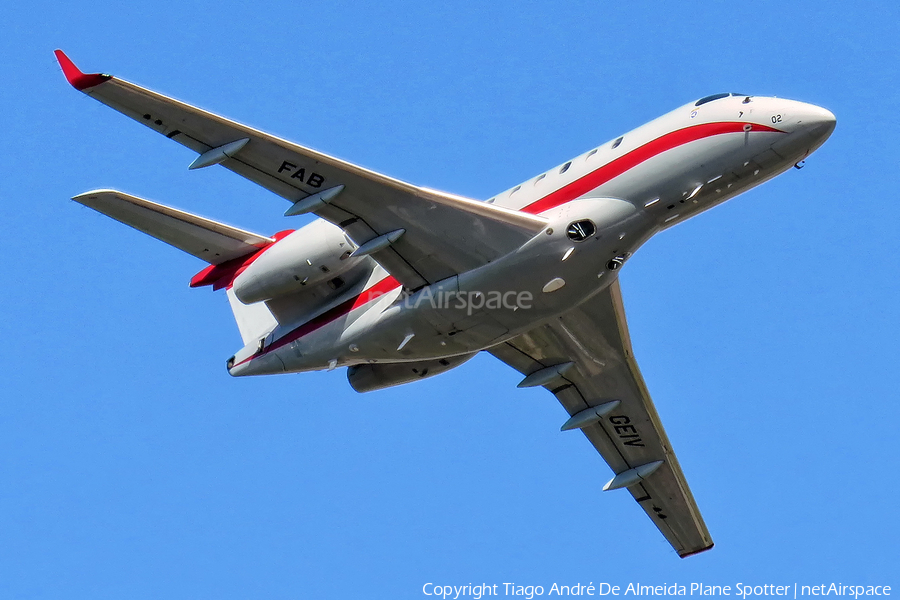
xmin=694 ymin=92 xmax=751 ymax=106
xmin=695 ymin=93 xmax=731 ymax=106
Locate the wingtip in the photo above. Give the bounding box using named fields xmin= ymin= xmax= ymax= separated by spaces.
xmin=54 ymin=49 xmax=111 ymax=90
xmin=71 ymin=189 xmax=128 ymax=209
xmin=678 ymin=543 xmax=715 ymax=559
xmin=71 ymin=188 xmax=118 ymax=200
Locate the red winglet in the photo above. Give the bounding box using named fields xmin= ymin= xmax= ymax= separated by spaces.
xmin=54 ymin=49 xmax=111 ymax=90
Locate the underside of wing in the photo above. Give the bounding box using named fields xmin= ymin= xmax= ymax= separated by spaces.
xmin=72 ymin=190 xmax=273 ymax=264
xmin=488 ymin=279 xmax=713 ymax=558
xmin=56 ymin=51 xmax=547 ymax=289
xmin=311 ymin=188 xmax=547 ymax=290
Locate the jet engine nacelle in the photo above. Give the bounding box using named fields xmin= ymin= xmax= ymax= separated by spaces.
xmin=233 ymin=219 xmax=361 ymax=304
xmin=347 ymin=353 xmax=477 ymax=393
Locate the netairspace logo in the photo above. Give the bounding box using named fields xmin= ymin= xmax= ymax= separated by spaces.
xmin=421 ymin=583 xmax=893 ymax=600
xmin=396 ymin=289 xmax=534 ymax=316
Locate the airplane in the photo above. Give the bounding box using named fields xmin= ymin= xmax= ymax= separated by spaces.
xmin=55 ymin=49 xmax=835 ymax=558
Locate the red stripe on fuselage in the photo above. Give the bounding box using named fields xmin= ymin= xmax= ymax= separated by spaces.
xmin=241 ymin=121 xmax=783 ymax=366
xmin=521 ymin=121 xmax=782 ymax=215
xmin=233 ymin=275 xmax=400 ymax=367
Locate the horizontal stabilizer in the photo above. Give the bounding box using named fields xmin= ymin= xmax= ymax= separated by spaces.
xmin=72 ymin=189 xmax=273 ymax=265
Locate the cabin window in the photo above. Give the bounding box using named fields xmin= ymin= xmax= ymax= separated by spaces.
xmin=511 ymin=186 xmax=521 ymax=195
xmin=587 ymin=148 xmax=598 ymax=159
xmin=611 ymin=136 xmax=623 ymax=149
xmin=560 ymin=162 xmax=571 ymax=174
xmin=535 ymin=174 xmax=546 ymax=184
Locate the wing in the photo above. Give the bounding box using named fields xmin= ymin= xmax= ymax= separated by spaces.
xmin=488 ymin=279 xmax=713 ymax=558
xmin=56 ymin=50 xmax=547 ymax=290
xmin=72 ymin=189 xmax=273 ymax=264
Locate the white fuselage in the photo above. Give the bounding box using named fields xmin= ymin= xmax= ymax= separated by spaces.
xmin=228 ymin=94 xmax=836 ymax=377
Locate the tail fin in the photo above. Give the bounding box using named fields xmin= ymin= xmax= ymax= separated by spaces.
xmin=226 ymin=288 xmax=278 ymax=345
xmin=73 ymin=189 xmax=278 ymax=344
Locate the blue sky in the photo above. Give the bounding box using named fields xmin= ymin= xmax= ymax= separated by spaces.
xmin=2 ymin=0 xmax=898 ymax=597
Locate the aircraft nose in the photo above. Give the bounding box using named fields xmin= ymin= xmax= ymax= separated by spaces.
xmin=800 ymin=103 xmax=836 ymax=145
xmin=772 ymin=101 xmax=836 ymax=160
